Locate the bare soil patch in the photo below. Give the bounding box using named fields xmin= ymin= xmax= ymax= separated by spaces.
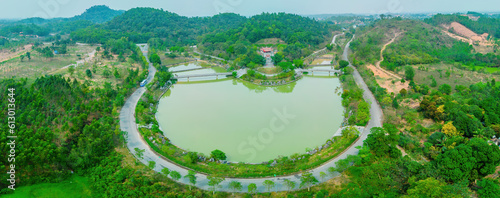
xmin=0 ymin=44 xmax=33 ymax=62
xmin=441 ymin=22 xmax=495 ymax=54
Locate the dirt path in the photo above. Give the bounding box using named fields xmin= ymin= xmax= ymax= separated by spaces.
xmin=366 ymin=32 xmax=409 ymax=93
xmin=375 ymin=33 xmax=403 ymax=80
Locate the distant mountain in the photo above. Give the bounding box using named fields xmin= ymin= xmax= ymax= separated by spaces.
xmin=16 ymin=5 xmax=123 ymax=25
xmin=71 ymin=5 xmax=124 ymax=24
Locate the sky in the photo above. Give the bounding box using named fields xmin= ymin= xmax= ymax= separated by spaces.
xmin=0 ymin=0 xmax=499 ymax=19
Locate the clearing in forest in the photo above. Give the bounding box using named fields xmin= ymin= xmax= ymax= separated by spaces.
xmin=367 ymin=33 xmax=409 ymax=94
xmin=441 ymin=22 xmax=495 ymax=54
xmin=0 ymin=44 xmax=33 ymax=63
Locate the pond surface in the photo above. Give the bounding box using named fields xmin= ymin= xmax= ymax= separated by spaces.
xmin=156 ymin=71 xmax=344 ymax=163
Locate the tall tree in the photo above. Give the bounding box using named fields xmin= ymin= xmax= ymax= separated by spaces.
xmin=228 ymin=181 xmax=242 ymax=194
xmin=207 ymin=175 xmax=225 ymax=195
xmin=300 ymin=172 xmax=318 ymax=191
xmin=263 ymin=180 xmax=275 ymax=192
xmin=183 ymin=170 xmax=197 ymax=190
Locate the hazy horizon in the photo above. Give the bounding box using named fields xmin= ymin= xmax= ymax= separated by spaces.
xmin=0 ymin=0 xmax=500 ymax=20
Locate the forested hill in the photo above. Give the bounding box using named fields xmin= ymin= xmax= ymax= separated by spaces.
xmin=71 ymin=5 xmax=125 ymax=24
xmin=16 ymin=5 xmax=123 ymax=25
xmin=199 ymin=12 xmax=337 ymax=62
xmin=350 ymin=18 xmax=500 ymax=70
xmin=0 ymin=5 xmax=123 ymax=37
xmin=425 ymin=13 xmax=500 ymax=38
xmin=71 ymin=8 xmax=246 ymax=45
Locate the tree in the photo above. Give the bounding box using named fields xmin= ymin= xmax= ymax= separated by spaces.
xmin=392 ymin=97 xmax=399 ymax=109
xmin=86 ymin=69 xmax=93 ymax=78
xmin=169 ymin=171 xmax=181 ymax=181
xmin=438 ymin=84 xmax=452 ymax=95
xmin=149 ymin=53 xmax=161 ymax=65
xmin=342 ymin=126 xmax=360 ymax=139
xmin=20 ymin=54 xmax=25 ymax=62
xmin=26 ymin=52 xmax=31 ymax=61
xmin=102 ymin=68 xmax=111 ymax=78
xmin=113 ymin=68 xmax=120 ymax=78
xmin=283 ymin=179 xmax=296 ymax=191
xmin=184 ymin=170 xmax=197 ymax=190
xmin=68 ymin=66 xmax=75 ymax=76
xmin=327 ymin=166 xmax=337 ymax=176
xmin=364 ymin=125 xmax=401 ymax=158
xmin=263 ymin=180 xmax=275 ymax=192
xmin=339 ymin=60 xmax=349 ymax=68
xmin=404 ymin=177 xmax=449 ymax=198
xmin=161 ymin=167 xmax=170 ymax=176
xmin=300 ymin=172 xmax=318 ymax=191
xmin=477 ymin=178 xmax=500 ymax=198
xmin=326 ymin=43 xmax=334 ymax=50
xmin=271 ymin=53 xmax=284 ymax=64
xmin=405 ymin=66 xmax=415 ymax=81
xmin=334 ymin=155 xmax=360 ymax=173
xmin=247 ymin=183 xmax=257 ymax=194
xmin=211 ymin=149 xmax=227 ymax=161
xmin=435 ymin=138 xmax=500 ymax=183
xmin=148 ymin=161 xmax=155 ymax=169
xmin=293 ymin=59 xmax=304 ymax=68
xmin=228 ymin=181 xmax=242 ymax=194
xmin=319 ymin=171 xmax=327 ymax=182
xmin=207 ymin=175 xmax=225 ymax=195
xmin=134 ymin=147 xmax=145 ymax=159
xmin=430 ymin=78 xmax=437 ymax=87
xmin=442 ymin=121 xmax=461 ymax=137
xmin=400 ymin=88 xmax=407 ymax=96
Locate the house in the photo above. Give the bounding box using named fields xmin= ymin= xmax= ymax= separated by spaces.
xmin=261 ymin=47 xmax=273 ymax=53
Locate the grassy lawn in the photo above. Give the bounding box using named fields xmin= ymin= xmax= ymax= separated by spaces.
xmin=407 ymin=63 xmax=500 ymax=92
xmin=4 ymin=175 xmax=92 ymax=198
xmin=257 ymin=66 xmax=282 ymax=74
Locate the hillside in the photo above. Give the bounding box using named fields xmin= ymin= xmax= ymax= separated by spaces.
xmin=351 ymin=18 xmax=500 ymax=71
xmin=199 ymin=12 xmax=337 ymax=63
xmin=71 ymin=8 xmax=246 ymax=45
xmin=0 ymin=5 xmax=123 ymax=37
xmin=71 ymin=5 xmax=124 ymax=23
xmin=425 ymin=13 xmax=500 ymax=38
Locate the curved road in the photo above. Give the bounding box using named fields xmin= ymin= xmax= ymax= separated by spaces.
xmin=119 ymin=37 xmax=383 ymax=192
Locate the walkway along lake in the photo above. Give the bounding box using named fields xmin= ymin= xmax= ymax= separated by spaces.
xmin=156 ymin=73 xmax=344 ymax=163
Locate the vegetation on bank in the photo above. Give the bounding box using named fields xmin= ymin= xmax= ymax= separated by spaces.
xmin=339 ymin=67 xmax=371 ymax=126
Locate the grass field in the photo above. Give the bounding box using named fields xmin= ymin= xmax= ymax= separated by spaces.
xmin=257 ymin=66 xmax=282 ymax=74
xmin=0 ymin=44 xmax=95 ymax=79
xmin=393 ymin=63 xmax=500 ymax=91
xmin=3 ymin=175 xmax=93 ymax=198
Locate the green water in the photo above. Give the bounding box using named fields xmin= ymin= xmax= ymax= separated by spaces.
xmin=156 ymin=76 xmax=344 ymax=163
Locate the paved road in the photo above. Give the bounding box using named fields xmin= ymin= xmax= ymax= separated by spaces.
xmin=119 ymin=37 xmax=384 ymax=192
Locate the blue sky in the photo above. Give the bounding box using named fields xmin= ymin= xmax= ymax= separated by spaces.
xmin=0 ymin=0 xmax=499 ymax=19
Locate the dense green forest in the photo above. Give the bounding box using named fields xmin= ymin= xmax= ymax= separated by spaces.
xmin=71 ymin=8 xmax=246 ymax=45
xmin=199 ymin=13 xmax=338 ymax=65
xmin=351 ymin=18 xmax=500 ymax=71
xmin=0 ymin=74 xmax=223 ymax=197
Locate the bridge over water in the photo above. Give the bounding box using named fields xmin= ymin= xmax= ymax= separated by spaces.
xmin=296 ymin=68 xmax=342 ymax=75
xmin=173 ymin=72 xmax=233 ymax=80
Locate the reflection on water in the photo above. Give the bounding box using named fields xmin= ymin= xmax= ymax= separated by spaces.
xmin=156 ymin=76 xmax=344 ymax=163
